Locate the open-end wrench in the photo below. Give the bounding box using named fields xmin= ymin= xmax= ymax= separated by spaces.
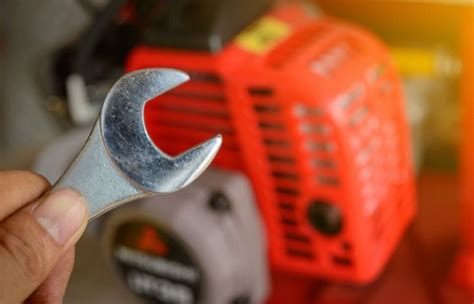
xmin=52 ymin=68 xmax=222 ymax=220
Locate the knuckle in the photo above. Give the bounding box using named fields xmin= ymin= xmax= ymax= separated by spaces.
xmin=0 ymin=170 xmax=50 ymax=193
xmin=0 ymin=225 xmax=49 ymax=281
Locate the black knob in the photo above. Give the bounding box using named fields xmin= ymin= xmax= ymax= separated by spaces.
xmin=307 ymin=200 xmax=343 ymax=236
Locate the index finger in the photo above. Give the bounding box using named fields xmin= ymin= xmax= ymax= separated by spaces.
xmin=0 ymin=170 xmax=51 ymax=221
xmin=25 ymin=249 xmax=75 ymax=304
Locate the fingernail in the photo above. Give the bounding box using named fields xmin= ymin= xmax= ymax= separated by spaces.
xmin=33 ymin=189 xmax=87 ymax=244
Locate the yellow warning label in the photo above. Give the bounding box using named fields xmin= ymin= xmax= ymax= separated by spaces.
xmin=390 ymin=47 xmax=437 ymax=76
xmin=235 ymin=17 xmax=291 ymax=55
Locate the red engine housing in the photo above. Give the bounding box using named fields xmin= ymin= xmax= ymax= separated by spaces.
xmin=126 ymin=5 xmax=415 ymax=285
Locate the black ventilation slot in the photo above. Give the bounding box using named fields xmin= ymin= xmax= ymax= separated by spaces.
xmin=276 ymin=187 xmax=300 ymax=196
xmin=281 ymin=217 xmax=298 ymax=227
xmin=279 ymin=202 xmax=296 ymax=211
xmin=259 ymin=121 xmax=286 ymax=130
xmin=156 ymin=120 xmax=234 ymax=136
xmin=342 ymin=242 xmax=352 ymax=252
xmin=332 ymin=256 xmax=353 ymax=267
xmin=272 ymin=171 xmax=299 ymax=181
xmin=263 ymin=138 xmax=290 ymax=147
xmin=286 ymin=248 xmax=314 ymax=260
xmin=268 ymin=154 xmax=295 ymax=164
xmin=285 ymin=233 xmax=311 ymax=243
xmin=254 ymin=104 xmax=281 ymax=114
xmin=167 ymin=90 xmax=226 ymax=102
xmin=248 ymin=87 xmax=274 ymax=96
xmin=154 ymin=104 xmax=230 ymax=119
xmin=188 ymin=71 xmax=223 ymax=84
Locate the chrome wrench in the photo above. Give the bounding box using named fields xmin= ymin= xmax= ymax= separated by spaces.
xmin=52 ymin=68 xmax=222 ymax=220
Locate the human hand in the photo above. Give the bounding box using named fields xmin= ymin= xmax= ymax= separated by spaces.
xmin=0 ymin=171 xmax=88 ymax=303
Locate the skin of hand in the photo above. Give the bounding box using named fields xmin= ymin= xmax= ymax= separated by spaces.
xmin=0 ymin=171 xmax=88 ymax=303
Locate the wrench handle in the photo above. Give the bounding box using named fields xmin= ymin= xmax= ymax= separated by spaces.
xmin=52 ymin=122 xmax=148 ymax=221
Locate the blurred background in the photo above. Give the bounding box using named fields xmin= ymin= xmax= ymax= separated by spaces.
xmin=1 ymin=0 xmax=473 ymax=303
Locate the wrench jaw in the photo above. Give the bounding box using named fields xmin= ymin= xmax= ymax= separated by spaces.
xmin=154 ymin=134 xmax=223 ymax=192
xmin=102 ymin=68 xmax=190 ymax=105
xmin=101 ymin=68 xmax=222 ymax=193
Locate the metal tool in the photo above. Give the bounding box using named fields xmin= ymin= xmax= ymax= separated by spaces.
xmin=52 ymin=68 xmax=222 ymax=220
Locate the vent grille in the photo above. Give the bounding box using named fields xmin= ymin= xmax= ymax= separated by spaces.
xmin=146 ymin=71 xmax=242 ymax=169
xmin=249 ymin=87 xmax=315 ymax=261
xmin=294 ymin=102 xmax=353 ymax=267
xmin=294 ymin=104 xmax=341 ymax=188
xmin=344 ymin=65 xmax=404 ymax=243
xmin=267 ymin=23 xmax=329 ymax=68
xmin=308 ymin=34 xmax=367 ymax=80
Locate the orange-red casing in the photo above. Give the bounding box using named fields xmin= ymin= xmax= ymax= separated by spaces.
xmin=126 ymin=5 xmax=416 ymax=285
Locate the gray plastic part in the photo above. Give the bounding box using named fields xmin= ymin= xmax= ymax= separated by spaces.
xmin=103 ymin=169 xmax=270 ymax=304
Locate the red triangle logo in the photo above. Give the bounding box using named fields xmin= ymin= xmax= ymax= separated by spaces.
xmin=137 ymin=226 xmax=168 ymax=256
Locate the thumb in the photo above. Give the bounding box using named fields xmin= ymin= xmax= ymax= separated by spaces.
xmin=0 ymin=189 xmax=88 ymax=303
